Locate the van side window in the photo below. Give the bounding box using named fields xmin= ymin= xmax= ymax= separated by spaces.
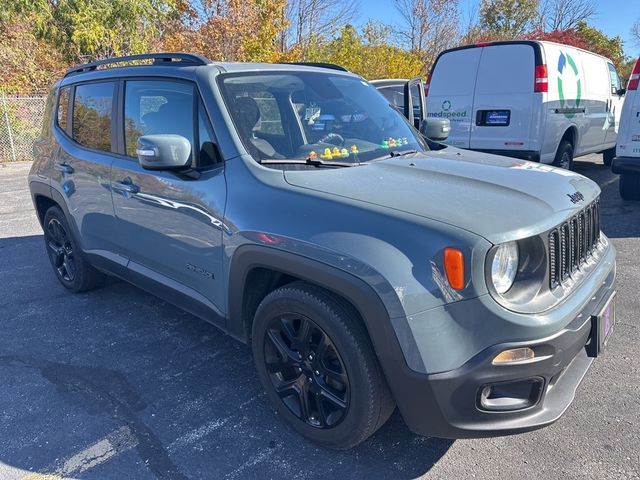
xmin=608 ymin=63 xmax=621 ymax=94
xmin=252 ymin=91 xmax=284 ymax=136
xmin=57 ymin=87 xmax=70 ymax=132
xmin=72 ymin=82 xmax=114 ymax=152
xmin=124 ymin=80 xmax=195 ymax=159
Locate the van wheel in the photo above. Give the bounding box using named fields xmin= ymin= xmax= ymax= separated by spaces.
xmin=619 ymin=174 xmax=640 ymax=201
xmin=252 ymin=282 xmax=395 ymax=450
xmin=603 ymin=148 xmax=615 ymax=167
xmin=43 ymin=206 xmax=105 ymax=292
xmin=553 ymin=141 xmax=573 ymax=170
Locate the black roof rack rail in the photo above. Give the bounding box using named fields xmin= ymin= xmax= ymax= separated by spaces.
xmin=64 ymin=52 xmax=212 ymax=77
xmin=286 ymin=62 xmax=349 ymax=72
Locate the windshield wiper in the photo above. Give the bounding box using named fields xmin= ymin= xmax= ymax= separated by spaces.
xmin=370 ymin=149 xmax=419 ymax=162
xmin=260 ymin=157 xmax=358 ymax=167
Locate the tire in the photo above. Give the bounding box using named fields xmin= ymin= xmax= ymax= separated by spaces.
xmin=43 ymin=206 xmax=105 ymax=292
xmin=252 ymin=282 xmax=395 ymax=449
xmin=553 ymin=141 xmax=573 ymax=170
xmin=619 ymin=174 xmax=640 ymax=201
xmin=603 ymin=148 xmax=615 ymax=167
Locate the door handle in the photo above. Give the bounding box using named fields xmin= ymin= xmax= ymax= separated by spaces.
xmin=54 ymin=162 xmax=74 ymax=174
xmin=112 ymin=180 xmax=139 ymax=194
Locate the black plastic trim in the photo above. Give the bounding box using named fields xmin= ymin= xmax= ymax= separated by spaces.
xmin=473 ymin=149 xmax=540 ymax=162
xmin=65 ymin=52 xmax=212 ymax=77
xmin=612 ymin=156 xmax=640 ymax=175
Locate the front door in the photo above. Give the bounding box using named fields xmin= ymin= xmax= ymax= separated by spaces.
xmin=606 ymin=62 xmax=624 ymax=146
xmin=110 ymin=78 xmax=227 ymax=319
xmin=403 ymin=77 xmax=426 ymax=130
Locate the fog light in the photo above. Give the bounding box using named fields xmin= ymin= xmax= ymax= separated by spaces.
xmin=492 ymin=347 xmax=535 ymax=365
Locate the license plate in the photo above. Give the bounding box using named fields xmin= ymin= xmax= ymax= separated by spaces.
xmin=591 ymin=292 xmax=616 ymax=355
xmin=485 ymin=110 xmax=510 ymax=125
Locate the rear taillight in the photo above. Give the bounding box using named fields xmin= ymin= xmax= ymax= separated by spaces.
xmin=425 ymin=72 xmax=432 ymax=97
xmin=628 ymin=58 xmax=640 ymax=90
xmin=534 ymin=64 xmax=548 ymax=93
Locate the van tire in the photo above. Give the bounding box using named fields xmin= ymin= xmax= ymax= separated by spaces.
xmin=43 ymin=206 xmax=105 ymax=292
xmin=251 ymin=282 xmax=395 ymax=449
xmin=603 ymin=148 xmax=615 ymax=167
xmin=553 ymin=141 xmax=573 ymax=170
xmin=619 ymin=174 xmax=640 ymax=201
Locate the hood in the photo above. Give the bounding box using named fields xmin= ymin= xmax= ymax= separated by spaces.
xmin=283 ymin=148 xmax=600 ymax=244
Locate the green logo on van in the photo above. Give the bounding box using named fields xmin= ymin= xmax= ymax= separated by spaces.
xmin=442 ymin=100 xmax=451 ymax=111
xmin=557 ymin=51 xmax=581 ymax=119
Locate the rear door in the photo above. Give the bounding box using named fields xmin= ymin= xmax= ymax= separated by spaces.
xmin=426 ymin=47 xmax=482 ymax=148
xmin=616 ymin=58 xmax=640 ymax=158
xmin=470 ymin=44 xmax=537 ymax=152
xmin=51 ymin=81 xmax=120 ymax=257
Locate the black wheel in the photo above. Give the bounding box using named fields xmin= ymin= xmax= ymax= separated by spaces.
xmin=252 ymin=282 xmax=394 ymax=449
xmin=619 ymin=174 xmax=640 ymax=201
xmin=43 ymin=206 xmax=105 ymax=292
xmin=603 ymin=148 xmax=615 ymax=167
xmin=553 ymin=141 xmax=573 ymax=170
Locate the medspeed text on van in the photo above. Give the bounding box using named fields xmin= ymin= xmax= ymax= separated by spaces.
xmin=426 ymin=40 xmax=625 ymax=170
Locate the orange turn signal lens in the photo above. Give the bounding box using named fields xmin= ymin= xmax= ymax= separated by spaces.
xmin=444 ymin=247 xmax=464 ymax=290
xmin=492 ymin=347 xmax=535 ymax=365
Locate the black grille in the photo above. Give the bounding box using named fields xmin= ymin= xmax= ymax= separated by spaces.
xmin=549 ymin=199 xmax=600 ymax=288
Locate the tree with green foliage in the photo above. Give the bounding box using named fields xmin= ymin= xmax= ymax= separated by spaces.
xmin=1 ymin=0 xmax=180 ymax=63
xmin=478 ymin=0 xmax=540 ymax=38
xmin=306 ymin=22 xmax=424 ymax=79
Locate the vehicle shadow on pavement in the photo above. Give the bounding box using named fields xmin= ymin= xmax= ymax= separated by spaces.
xmin=573 ymin=161 xmax=640 ymax=239
xmin=0 ymin=234 xmax=452 ymax=480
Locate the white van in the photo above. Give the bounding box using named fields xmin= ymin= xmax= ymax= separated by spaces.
xmin=426 ymin=40 xmax=625 ymax=169
xmin=612 ymin=57 xmax=640 ymax=200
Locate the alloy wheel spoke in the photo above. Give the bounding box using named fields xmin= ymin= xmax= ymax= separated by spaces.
xmin=62 ymin=255 xmax=75 ymax=280
xmin=267 ymin=329 xmax=301 ymax=364
xmin=317 ymin=382 xmax=347 ymax=410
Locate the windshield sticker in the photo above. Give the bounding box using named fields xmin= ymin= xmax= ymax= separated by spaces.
xmin=304 ymin=106 xmax=321 ymax=121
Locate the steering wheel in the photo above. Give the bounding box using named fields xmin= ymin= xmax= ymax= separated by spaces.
xmin=319 ymin=133 xmax=345 ymax=146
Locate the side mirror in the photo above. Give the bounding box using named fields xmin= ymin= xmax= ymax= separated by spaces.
xmin=617 ymin=88 xmax=626 ymax=96
xmin=136 ymin=134 xmax=192 ymax=170
xmin=420 ymin=118 xmax=450 ymax=142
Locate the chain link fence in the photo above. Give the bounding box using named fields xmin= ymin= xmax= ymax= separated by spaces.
xmin=1 ymin=92 xmax=48 ymax=162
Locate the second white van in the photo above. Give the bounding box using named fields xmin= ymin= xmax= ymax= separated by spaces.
xmin=426 ymin=40 xmax=625 ymax=169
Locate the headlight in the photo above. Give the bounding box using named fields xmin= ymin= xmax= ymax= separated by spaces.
xmin=491 ymin=241 xmax=519 ymax=294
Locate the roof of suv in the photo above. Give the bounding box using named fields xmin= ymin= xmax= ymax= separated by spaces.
xmin=62 ymin=53 xmax=353 ymax=80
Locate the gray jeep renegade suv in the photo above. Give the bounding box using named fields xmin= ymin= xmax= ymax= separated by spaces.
xmin=29 ymin=53 xmax=617 ymax=449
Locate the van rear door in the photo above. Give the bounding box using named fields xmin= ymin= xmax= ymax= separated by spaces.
xmin=426 ymin=47 xmax=481 ymax=148
xmin=469 ymin=44 xmax=537 ymax=152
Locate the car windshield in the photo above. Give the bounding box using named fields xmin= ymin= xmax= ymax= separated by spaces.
xmin=218 ymin=71 xmax=429 ymax=166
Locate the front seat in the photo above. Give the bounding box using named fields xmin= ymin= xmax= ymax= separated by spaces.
xmin=232 ymin=97 xmax=283 ymax=160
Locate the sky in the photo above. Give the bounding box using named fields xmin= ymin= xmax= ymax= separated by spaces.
xmin=358 ymin=0 xmax=640 ymax=57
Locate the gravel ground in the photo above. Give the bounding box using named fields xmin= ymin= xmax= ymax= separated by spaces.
xmin=0 ymin=155 xmax=638 ymax=480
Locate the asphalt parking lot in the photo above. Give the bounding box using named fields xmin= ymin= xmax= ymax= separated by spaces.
xmin=0 ymin=156 xmax=639 ymax=480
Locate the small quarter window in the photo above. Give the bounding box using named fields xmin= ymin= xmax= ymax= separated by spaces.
xmin=72 ymin=82 xmax=114 ymax=152
xmin=57 ymin=86 xmax=70 ymax=131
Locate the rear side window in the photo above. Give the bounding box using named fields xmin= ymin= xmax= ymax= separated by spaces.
xmin=72 ymin=82 xmax=114 ymax=152
xmin=57 ymin=87 xmax=70 ymax=131
xmin=377 ymin=86 xmax=404 ymax=109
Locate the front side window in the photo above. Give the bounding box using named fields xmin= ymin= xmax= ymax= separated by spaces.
xmin=124 ymin=80 xmax=195 ymax=158
xmin=72 ymin=82 xmax=114 ymax=152
xmin=219 ymin=72 xmax=428 ymax=166
xmin=608 ymin=63 xmax=621 ymax=94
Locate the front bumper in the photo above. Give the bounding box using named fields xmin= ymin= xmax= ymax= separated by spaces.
xmin=391 ymin=264 xmax=616 ymax=439
xmin=612 ymin=156 xmax=640 ymax=175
